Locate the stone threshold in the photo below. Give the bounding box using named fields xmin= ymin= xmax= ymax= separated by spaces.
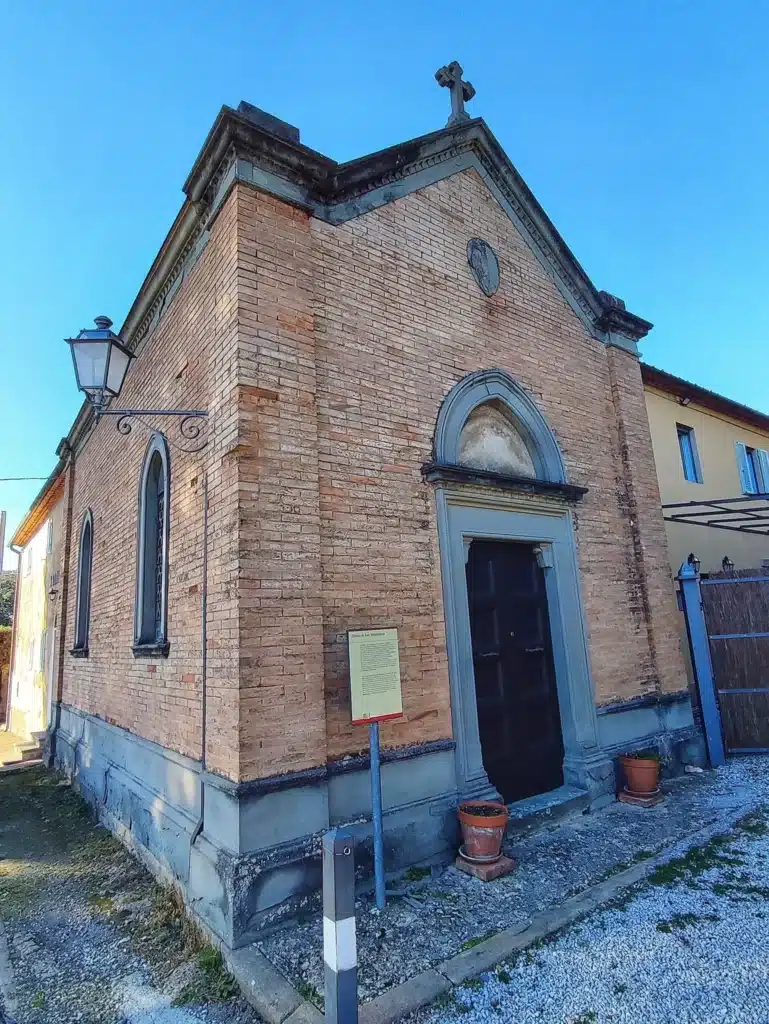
xmin=224 ymin=800 xmax=759 ymax=1024
xmin=505 ymin=783 xmax=590 ymax=832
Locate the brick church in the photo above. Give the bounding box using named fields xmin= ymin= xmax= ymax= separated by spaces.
xmin=42 ymin=63 xmax=698 ymax=949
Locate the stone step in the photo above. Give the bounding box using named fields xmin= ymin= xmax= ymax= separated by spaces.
xmin=15 ymin=742 xmax=43 ymax=763
xmin=505 ymin=784 xmax=591 ymax=836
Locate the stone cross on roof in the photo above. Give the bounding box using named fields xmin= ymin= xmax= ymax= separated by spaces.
xmin=435 ymin=61 xmax=476 ymax=127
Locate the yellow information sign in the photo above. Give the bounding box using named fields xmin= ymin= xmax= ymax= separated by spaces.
xmin=348 ymin=628 xmax=403 ymax=725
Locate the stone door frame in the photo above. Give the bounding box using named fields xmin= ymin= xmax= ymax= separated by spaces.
xmin=435 ymin=486 xmax=606 ymax=803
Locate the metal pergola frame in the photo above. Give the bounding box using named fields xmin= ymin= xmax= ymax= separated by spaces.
xmin=663 ymin=494 xmax=769 ymax=537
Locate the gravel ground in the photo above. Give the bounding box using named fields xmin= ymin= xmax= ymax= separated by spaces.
xmin=408 ymin=794 xmax=769 ymax=1023
xmin=0 ymin=767 xmax=261 ymax=1024
xmin=258 ymin=759 xmax=769 ymax=1003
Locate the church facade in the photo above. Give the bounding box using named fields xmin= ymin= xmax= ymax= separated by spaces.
xmin=43 ymin=72 xmax=699 ymax=949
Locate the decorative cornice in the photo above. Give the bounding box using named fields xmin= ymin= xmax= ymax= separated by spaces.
xmin=422 ymin=461 xmax=588 ymax=503
xmin=180 ymin=106 xmax=652 ymax=351
xmin=596 ymin=290 xmax=652 ymax=342
xmin=597 ymin=689 xmax=692 ymax=716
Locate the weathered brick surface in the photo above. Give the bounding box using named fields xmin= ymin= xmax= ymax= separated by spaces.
xmin=61 ymin=164 xmax=688 ymax=784
xmin=61 ymin=191 xmax=243 ymax=779
xmin=233 ymin=188 xmax=326 ymax=779
xmin=304 ymin=168 xmax=686 ymax=762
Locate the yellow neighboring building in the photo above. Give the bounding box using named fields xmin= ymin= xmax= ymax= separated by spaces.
xmin=7 ymin=468 xmax=65 ymax=742
xmin=643 ymin=364 xmax=769 ymax=576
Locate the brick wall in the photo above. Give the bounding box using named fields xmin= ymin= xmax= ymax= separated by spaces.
xmin=61 ymin=190 xmax=243 ymax=779
xmin=232 ymin=168 xmax=688 ymax=778
xmin=60 ymin=164 xmax=687 ymax=785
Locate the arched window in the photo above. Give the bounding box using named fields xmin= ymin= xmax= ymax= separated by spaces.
xmin=134 ymin=434 xmax=170 ymax=654
xmin=72 ymin=510 xmax=93 ymax=655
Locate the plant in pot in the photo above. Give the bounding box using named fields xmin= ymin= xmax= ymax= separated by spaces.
xmin=457 ymin=800 xmax=509 ymax=863
xmin=619 ymin=749 xmax=661 ymax=796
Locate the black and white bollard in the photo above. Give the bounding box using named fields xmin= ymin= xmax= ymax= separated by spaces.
xmin=323 ymin=828 xmax=358 ymax=1024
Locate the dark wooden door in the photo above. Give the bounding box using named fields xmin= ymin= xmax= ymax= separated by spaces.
xmin=465 ymin=540 xmax=564 ymax=803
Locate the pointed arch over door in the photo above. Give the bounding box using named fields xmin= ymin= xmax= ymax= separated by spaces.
xmin=134 ymin=433 xmax=170 ymax=656
xmin=433 ymin=368 xmax=567 ymax=483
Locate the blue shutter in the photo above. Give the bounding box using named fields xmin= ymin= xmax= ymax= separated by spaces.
xmin=736 ymin=442 xmax=756 ymax=494
xmin=678 ymin=428 xmax=699 ymax=482
xmin=756 ymin=449 xmax=769 ymax=494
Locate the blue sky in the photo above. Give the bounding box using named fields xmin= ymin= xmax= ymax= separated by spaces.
xmin=2 ymin=0 xmax=768 ymax=567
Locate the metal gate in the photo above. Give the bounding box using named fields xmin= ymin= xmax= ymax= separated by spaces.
xmin=680 ymin=560 xmax=769 ymax=763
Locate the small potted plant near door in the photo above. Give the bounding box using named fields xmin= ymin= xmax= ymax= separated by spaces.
xmin=619 ymin=749 xmax=661 ymax=796
xmin=457 ymin=800 xmax=509 ymax=862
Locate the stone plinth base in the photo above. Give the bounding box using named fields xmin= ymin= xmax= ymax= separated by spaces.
xmin=618 ymin=789 xmax=664 ymax=808
xmin=455 ymin=854 xmax=516 ymax=881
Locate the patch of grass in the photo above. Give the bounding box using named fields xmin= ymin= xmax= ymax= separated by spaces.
xmin=496 ymin=969 xmax=511 ymax=984
xmin=613 ymin=982 xmax=628 ymax=995
xmin=647 ymin=833 xmax=744 ymax=886
xmin=30 ymin=991 xmax=45 ymax=1010
xmin=403 ymin=865 xmax=431 ymax=882
xmin=295 ymin=980 xmax=323 ymax=1009
xmin=174 ymin=947 xmax=239 ymax=1006
xmin=656 ymin=912 xmax=721 ymax=933
xmin=734 ymin=808 xmax=769 ymax=837
xmin=455 ymin=1000 xmax=472 ymax=1015
xmin=710 ymin=880 xmax=769 ymax=901
xmin=139 ymin=886 xmax=205 ymax=958
xmin=595 ymin=848 xmax=659 ymax=884
xmin=87 ymin=894 xmax=117 ymax=916
xmin=0 ymin=859 xmax=39 ymax=919
xmin=572 ymin=1012 xmax=598 ymax=1024
xmin=602 ymin=882 xmax=645 ymax=913
xmin=459 ymin=930 xmax=497 ymax=952
xmin=463 ymin=977 xmax=484 ymax=991
xmin=633 ymin=849 xmax=656 ymax=863
xmin=432 ymin=990 xmax=455 ymax=1010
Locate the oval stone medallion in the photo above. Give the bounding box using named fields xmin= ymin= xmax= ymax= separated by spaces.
xmin=467 ymin=238 xmax=500 ymax=296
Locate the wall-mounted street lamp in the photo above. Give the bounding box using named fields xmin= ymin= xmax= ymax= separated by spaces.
xmin=65 ymin=317 xmax=208 ymax=452
xmin=687 ymin=552 xmax=701 ymax=575
xmin=722 ymin=555 xmax=735 ymax=573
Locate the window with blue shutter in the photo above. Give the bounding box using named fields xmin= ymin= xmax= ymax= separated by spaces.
xmin=677 ymin=425 xmax=702 ymax=483
xmin=735 ymin=442 xmax=767 ymax=494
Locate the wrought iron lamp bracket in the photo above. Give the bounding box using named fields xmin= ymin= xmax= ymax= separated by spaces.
xmin=98 ymin=408 xmax=209 ymax=453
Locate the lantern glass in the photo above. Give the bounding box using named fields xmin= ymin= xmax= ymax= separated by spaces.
xmin=71 ymin=339 xmax=110 ymax=393
xmin=106 ymin=343 xmax=131 ymax=396
xmin=66 ymin=317 xmax=134 ymax=408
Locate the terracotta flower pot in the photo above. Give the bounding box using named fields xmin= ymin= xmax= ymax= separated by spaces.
xmin=457 ymin=800 xmax=508 ymax=862
xmin=619 ymin=754 xmax=661 ymax=796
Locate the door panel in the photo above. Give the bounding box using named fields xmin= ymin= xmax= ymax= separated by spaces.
xmin=465 ymin=540 xmax=564 ymax=802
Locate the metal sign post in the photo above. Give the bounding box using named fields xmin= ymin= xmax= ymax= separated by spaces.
xmin=348 ymin=628 xmax=404 ymax=913
xmin=368 ymin=722 xmax=386 ymax=910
